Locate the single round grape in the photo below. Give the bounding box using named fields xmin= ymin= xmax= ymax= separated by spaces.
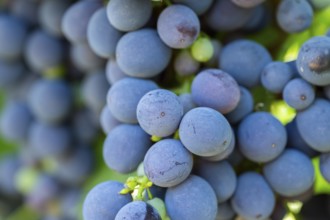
xmin=195 ymin=160 xmax=237 ymax=203
xmin=116 ymin=29 xmax=172 ymax=78
xmin=231 ymin=172 xmax=275 ymax=220
xmin=238 ymin=112 xmax=287 ymax=163
xmin=261 ymin=61 xmax=294 ymax=93
xmin=0 ymin=100 xmax=33 ymax=141
xmin=283 ymin=78 xmax=315 ymax=110
xmin=296 ymin=98 xmax=330 ymax=152
xmin=225 ymin=86 xmax=254 ymax=124
xmin=137 ymin=89 xmax=183 ymax=137
xmin=83 ymin=181 xmax=132 ymax=220
xmin=115 ymin=201 xmax=161 ymax=220
xmin=157 ymin=5 xmax=200 ymax=49
xmin=179 ymin=107 xmax=232 ymax=157
xmin=296 ymin=36 xmax=330 ymax=86
xmin=107 ymin=77 xmax=158 ymax=123
xmin=263 ymin=149 xmax=315 ymax=197
xmin=28 ymin=79 xmax=73 ymax=124
xmin=220 ymin=39 xmax=272 ymax=88
xmin=103 ymin=124 xmax=152 ymax=174
xmin=87 ymin=7 xmax=123 ymax=59
xmin=191 ymin=69 xmax=241 ymax=114
xmin=191 ymin=37 xmax=214 ymax=62
xmin=165 ymin=175 xmax=217 ymax=220
xmin=28 ymin=122 xmax=72 ymax=158
xmin=61 ymin=0 xmax=101 ymax=43
xmin=0 ymin=14 xmax=27 ymax=60
xmin=144 ymin=139 xmax=193 ymax=187
xmin=277 ymin=0 xmax=313 ymax=33
xmin=24 ymin=29 xmax=65 ymax=73
xmin=38 ymin=0 xmax=70 ymax=36
xmin=106 ymin=0 xmax=152 ymax=32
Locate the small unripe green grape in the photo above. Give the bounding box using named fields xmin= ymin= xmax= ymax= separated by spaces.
xmin=147 ymin=197 xmax=167 ymax=219
xmin=15 ymin=167 xmax=39 ymax=194
xmin=191 ymin=37 xmax=214 ymax=62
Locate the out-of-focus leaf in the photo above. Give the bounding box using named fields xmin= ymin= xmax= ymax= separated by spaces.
xmin=0 ymin=92 xmax=18 ymax=157
xmin=5 ymin=206 xmax=38 ymax=220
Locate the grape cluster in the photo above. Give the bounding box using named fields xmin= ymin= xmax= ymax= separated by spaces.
xmin=0 ymin=0 xmax=110 ymax=219
xmin=0 ymin=0 xmax=329 ymax=220
xmin=77 ymin=1 xmax=330 ymax=220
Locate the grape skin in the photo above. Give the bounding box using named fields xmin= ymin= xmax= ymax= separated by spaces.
xmin=283 ymin=78 xmax=315 ymax=110
xmin=191 ymin=69 xmax=241 ymax=114
xmin=103 ymin=124 xmax=152 ymax=174
xmin=263 ymin=149 xmax=315 ymax=197
xmin=220 ymin=39 xmax=272 ymax=88
xmin=116 ymin=29 xmax=172 ymax=78
xmin=143 ymin=139 xmax=193 ymax=187
xmin=106 ymin=0 xmax=152 ymax=32
xmin=83 ymin=181 xmax=132 ymax=220
xmin=296 ymin=98 xmax=330 ymax=152
xmin=137 ymin=89 xmax=183 ymax=137
xmin=238 ymin=112 xmax=287 ymax=163
xmin=165 ymin=175 xmax=218 ymax=220
xmin=276 ymin=0 xmax=313 ymax=33
xmin=87 ymin=7 xmax=123 ymax=59
xmin=231 ymin=172 xmax=275 ymax=220
xmin=179 ymin=107 xmax=232 ymax=157
xmin=157 ymin=5 xmax=200 ymax=49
